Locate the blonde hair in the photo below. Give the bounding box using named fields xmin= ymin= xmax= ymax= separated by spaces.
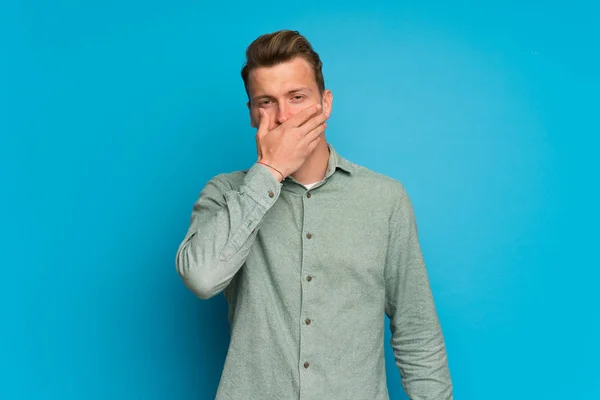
xmin=241 ymin=30 xmax=325 ymax=97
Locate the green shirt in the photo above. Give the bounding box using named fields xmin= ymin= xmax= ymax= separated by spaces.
xmin=176 ymin=143 xmax=453 ymax=400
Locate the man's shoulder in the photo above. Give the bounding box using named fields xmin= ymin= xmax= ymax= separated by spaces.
xmin=345 ymin=160 xmax=410 ymax=200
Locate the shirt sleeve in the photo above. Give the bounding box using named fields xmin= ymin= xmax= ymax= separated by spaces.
xmin=175 ymin=163 xmax=282 ymax=299
xmin=384 ymin=185 xmax=453 ymax=399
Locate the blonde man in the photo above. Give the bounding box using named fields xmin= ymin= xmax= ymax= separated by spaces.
xmin=176 ymin=29 xmax=453 ymax=400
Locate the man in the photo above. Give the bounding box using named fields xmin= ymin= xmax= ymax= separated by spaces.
xmin=176 ymin=30 xmax=453 ymax=400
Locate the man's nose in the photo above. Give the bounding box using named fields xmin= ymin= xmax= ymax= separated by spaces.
xmin=276 ymin=103 xmax=291 ymax=125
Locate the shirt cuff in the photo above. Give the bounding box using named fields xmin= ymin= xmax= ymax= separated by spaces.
xmin=242 ymin=163 xmax=283 ymax=209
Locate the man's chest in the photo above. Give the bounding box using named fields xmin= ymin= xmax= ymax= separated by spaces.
xmin=243 ymin=190 xmax=390 ymax=297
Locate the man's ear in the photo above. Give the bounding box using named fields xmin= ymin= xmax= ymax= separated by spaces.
xmin=247 ymin=101 xmax=257 ymax=128
xmin=322 ymin=89 xmax=333 ymax=118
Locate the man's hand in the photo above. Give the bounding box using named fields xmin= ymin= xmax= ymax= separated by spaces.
xmin=255 ymin=104 xmax=328 ymax=181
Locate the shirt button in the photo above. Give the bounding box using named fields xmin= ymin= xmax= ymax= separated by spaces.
xmin=307 ymin=276 xmax=312 ymax=282
xmin=306 ymin=192 xmax=311 ymax=198
xmin=268 ymin=191 xmax=274 ymax=198
xmin=304 ymin=362 xmax=310 ymax=369
xmin=306 ymin=233 xmax=312 ymax=239
xmin=305 ymin=318 xmax=311 ymax=325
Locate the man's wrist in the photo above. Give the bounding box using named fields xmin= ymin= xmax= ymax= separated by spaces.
xmin=256 ymin=160 xmax=284 ymax=182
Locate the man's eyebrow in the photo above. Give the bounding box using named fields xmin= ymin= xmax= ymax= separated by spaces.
xmin=251 ymin=94 xmax=272 ymax=103
xmin=251 ymin=87 xmax=313 ymax=103
xmin=287 ymin=87 xmax=312 ymax=94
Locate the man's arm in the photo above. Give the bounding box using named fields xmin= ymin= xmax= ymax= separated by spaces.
xmin=175 ymin=163 xmax=281 ymax=299
xmin=384 ymin=185 xmax=453 ymax=399
xmin=176 ymin=103 xmax=327 ymax=300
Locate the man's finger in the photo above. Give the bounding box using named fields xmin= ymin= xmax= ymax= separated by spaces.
xmin=255 ymin=134 xmax=262 ymax=160
xmin=285 ymin=104 xmax=321 ymax=128
xmin=298 ymin=110 xmax=328 ymax=135
xmin=300 ymin=120 xmax=327 ymax=146
xmin=257 ymin=108 xmax=270 ymax=136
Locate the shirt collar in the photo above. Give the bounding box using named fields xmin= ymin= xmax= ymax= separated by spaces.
xmin=325 ymin=142 xmax=355 ymax=178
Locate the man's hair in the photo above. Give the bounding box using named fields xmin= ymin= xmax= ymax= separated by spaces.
xmin=241 ymin=30 xmax=325 ymax=97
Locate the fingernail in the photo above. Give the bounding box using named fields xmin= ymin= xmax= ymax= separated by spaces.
xmin=317 ymin=104 xmax=322 ymax=110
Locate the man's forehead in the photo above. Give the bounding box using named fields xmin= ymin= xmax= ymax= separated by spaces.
xmin=248 ymin=58 xmax=317 ymax=95
xmin=253 ymin=56 xmax=313 ymax=76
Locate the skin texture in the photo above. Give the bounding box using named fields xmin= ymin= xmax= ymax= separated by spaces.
xmin=246 ymin=57 xmax=333 ymax=184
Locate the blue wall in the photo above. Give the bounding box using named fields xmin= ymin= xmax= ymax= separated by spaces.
xmin=2 ymin=1 xmax=599 ymax=399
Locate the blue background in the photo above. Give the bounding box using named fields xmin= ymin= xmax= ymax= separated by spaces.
xmin=2 ymin=0 xmax=599 ymax=399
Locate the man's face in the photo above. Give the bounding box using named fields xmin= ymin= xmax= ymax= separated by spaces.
xmin=246 ymin=57 xmax=332 ymax=130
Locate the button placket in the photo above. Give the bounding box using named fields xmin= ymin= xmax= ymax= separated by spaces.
xmin=300 ymin=187 xmax=316 ymax=386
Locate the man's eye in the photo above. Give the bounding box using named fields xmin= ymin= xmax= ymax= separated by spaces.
xmin=291 ymin=95 xmax=305 ymax=101
xmin=259 ymin=99 xmax=272 ymax=106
